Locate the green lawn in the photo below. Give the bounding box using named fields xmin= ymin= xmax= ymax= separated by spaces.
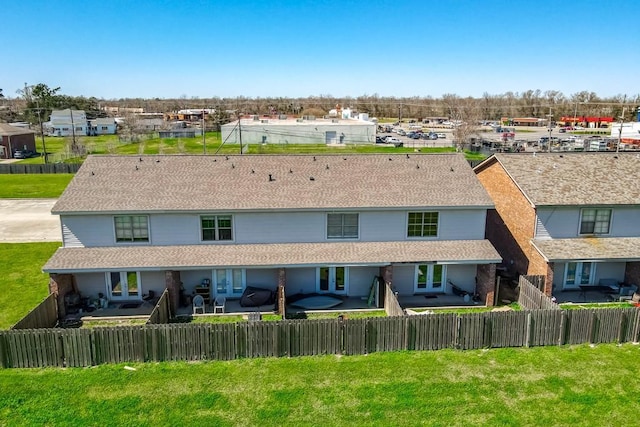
xmin=0 ymin=344 xmax=638 ymax=425
xmin=0 ymin=243 xmax=60 ymax=328
xmin=0 ymin=174 xmax=74 ymax=198
xmin=16 ymin=132 xmax=484 ymax=163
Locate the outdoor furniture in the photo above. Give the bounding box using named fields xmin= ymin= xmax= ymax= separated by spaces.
xmin=579 ymin=284 xmax=619 ymax=301
xmin=192 ymin=295 xmax=206 ymax=314
xmin=608 ymin=284 xmax=638 ymax=302
xmin=213 ymin=296 xmax=226 ymax=314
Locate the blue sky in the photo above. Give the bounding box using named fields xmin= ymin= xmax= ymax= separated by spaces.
xmin=3 ymin=0 xmax=639 ymax=100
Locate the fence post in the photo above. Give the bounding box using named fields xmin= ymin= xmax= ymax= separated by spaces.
xmin=558 ymin=310 xmax=566 ymax=346
xmin=525 ymin=311 xmax=531 ymax=348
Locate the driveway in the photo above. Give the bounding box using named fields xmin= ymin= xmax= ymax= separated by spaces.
xmin=0 ymin=199 xmax=61 ymax=243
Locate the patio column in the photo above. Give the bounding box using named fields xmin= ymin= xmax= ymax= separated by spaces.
xmin=49 ymin=273 xmax=76 ymax=319
xmin=165 ymin=270 xmax=181 ymax=315
xmin=379 ymin=265 xmax=392 ymax=286
xmin=624 ymin=262 xmax=640 ymax=286
xmin=475 ymin=264 xmax=496 ymax=306
xmin=277 ymin=268 xmax=286 ymax=317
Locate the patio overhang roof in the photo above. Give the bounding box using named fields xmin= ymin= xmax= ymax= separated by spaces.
xmin=531 ymin=237 xmax=640 ymax=263
xmin=43 ymin=240 xmax=501 ymax=273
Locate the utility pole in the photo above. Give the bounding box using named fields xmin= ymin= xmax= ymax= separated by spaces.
xmin=547 ymin=107 xmax=553 ymax=153
xmin=238 ymin=116 xmax=243 ymax=154
xmin=36 ymin=100 xmax=48 ymax=164
xmin=202 ymin=108 xmax=206 ymax=154
xmin=69 ymin=108 xmax=77 ymax=152
xmin=617 ymin=107 xmax=626 ymax=153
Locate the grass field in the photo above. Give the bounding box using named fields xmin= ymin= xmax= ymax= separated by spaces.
xmin=0 ymin=344 xmax=639 ymax=425
xmin=0 ymin=174 xmax=74 ymax=198
xmin=17 ymin=132 xmax=484 ymax=164
xmin=0 ymin=242 xmax=60 ymax=329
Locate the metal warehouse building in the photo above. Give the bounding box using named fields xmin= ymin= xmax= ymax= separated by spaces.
xmin=221 ymin=116 xmax=376 ymax=146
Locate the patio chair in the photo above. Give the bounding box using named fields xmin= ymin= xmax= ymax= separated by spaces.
xmin=192 ymin=295 xmax=206 ymax=314
xmin=213 ymin=296 xmax=226 ymax=314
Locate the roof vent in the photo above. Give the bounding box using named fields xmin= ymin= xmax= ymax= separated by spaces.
xmin=269 ymin=174 xmax=274 ymax=182
xmin=310 ymin=176 xmax=315 ymax=181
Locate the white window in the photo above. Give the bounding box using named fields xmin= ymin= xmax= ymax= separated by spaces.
xmin=214 ymin=268 xmax=245 ymax=296
xmin=327 ymin=213 xmax=358 ymax=239
xmin=201 ymin=215 xmax=233 ymax=241
xmin=579 ymin=209 xmax=611 ymax=235
xmin=317 ymin=267 xmax=348 ymax=295
xmin=107 ymin=271 xmax=141 ymax=300
xmin=114 ymin=215 xmax=149 ymax=242
xmin=414 ymin=264 xmax=446 ymax=293
xmin=408 ymin=212 xmax=439 ymax=237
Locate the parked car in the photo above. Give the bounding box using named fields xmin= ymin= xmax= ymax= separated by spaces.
xmin=396 ymin=129 xmax=406 ymax=136
xmin=436 ymin=133 xmax=446 ymax=139
xmin=13 ymin=150 xmax=36 ymax=159
xmin=385 ymin=137 xmax=404 ymax=147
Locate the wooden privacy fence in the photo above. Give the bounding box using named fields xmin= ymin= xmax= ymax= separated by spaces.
xmin=11 ymin=294 xmax=58 ymax=330
xmin=1 ymin=308 xmax=639 ymax=368
xmin=0 ymin=163 xmax=81 ymax=174
xmin=384 ymin=283 xmax=404 ymax=317
xmin=518 ymin=275 xmax=559 ymax=310
xmin=146 ymin=289 xmax=171 ymax=325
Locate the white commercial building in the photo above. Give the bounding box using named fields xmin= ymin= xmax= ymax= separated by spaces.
xmin=221 ymin=116 xmax=376 ymax=146
xmin=611 ymin=122 xmax=640 ymax=143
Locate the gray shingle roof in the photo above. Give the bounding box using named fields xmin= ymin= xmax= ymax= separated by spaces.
xmin=479 ymin=153 xmax=640 ymax=206
xmin=532 ymin=237 xmax=640 ymax=262
xmin=43 ymin=240 xmax=501 ymax=272
xmin=52 ymin=154 xmax=494 ymax=213
xmin=0 ymin=123 xmax=35 ymax=136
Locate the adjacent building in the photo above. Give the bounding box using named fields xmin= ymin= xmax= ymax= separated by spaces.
xmin=46 ymin=109 xmax=116 ymax=136
xmin=474 ymin=153 xmax=640 ymax=297
xmin=221 ymin=116 xmax=376 ymax=146
xmin=0 ymin=123 xmax=36 ymax=159
xmin=44 ymin=153 xmax=501 ymax=316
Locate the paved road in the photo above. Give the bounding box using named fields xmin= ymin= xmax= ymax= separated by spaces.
xmin=0 ymin=199 xmax=61 ymax=243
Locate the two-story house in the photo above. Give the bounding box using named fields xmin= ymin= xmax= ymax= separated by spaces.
xmin=47 ymin=109 xmax=88 ymax=137
xmin=474 ymin=152 xmax=640 ymax=298
xmin=44 ymin=154 xmax=501 ymax=315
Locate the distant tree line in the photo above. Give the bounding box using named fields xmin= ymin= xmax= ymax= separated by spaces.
xmin=1 ymin=85 xmax=638 ymax=126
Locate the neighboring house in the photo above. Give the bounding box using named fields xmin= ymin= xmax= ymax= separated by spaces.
xmin=88 ymin=118 xmax=117 ymax=135
xmin=43 ymin=153 xmax=501 ymax=316
xmin=474 ymin=153 xmax=640 ymax=297
xmin=220 ymin=116 xmax=376 ymax=145
xmin=0 ymin=123 xmax=36 ymax=159
xmin=47 ymin=109 xmax=88 ymax=137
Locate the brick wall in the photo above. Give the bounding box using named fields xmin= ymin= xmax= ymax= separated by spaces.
xmin=165 ymin=270 xmax=181 ymax=314
xmin=624 ymin=262 xmax=640 ymax=286
xmin=476 ymin=160 xmax=552 ymax=294
xmin=476 ymin=263 xmax=496 ymax=306
xmin=49 ymin=273 xmax=76 ymax=319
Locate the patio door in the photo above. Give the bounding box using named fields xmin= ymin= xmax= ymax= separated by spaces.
xmin=414 ymin=264 xmax=446 ymax=293
xmin=317 ymin=267 xmax=348 ymax=295
xmin=563 ymin=262 xmax=595 ymax=289
xmin=214 ymin=268 xmax=246 ymax=297
xmin=107 ymin=271 xmax=141 ymax=300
